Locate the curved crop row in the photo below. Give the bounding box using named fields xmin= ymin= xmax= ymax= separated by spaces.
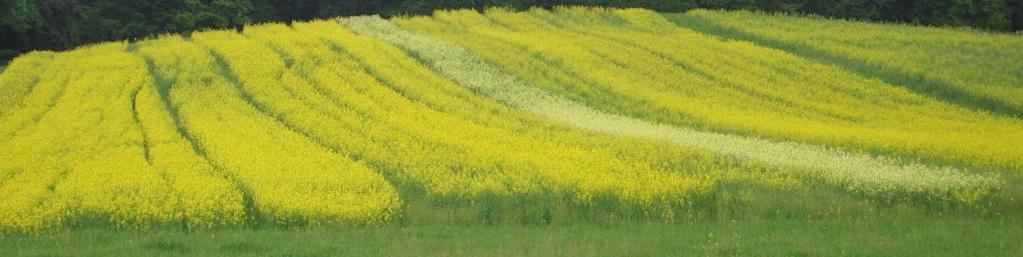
xmin=2 ymin=43 xmax=188 ymax=232
xmin=141 ymin=35 xmax=401 ymax=226
xmin=222 ymin=21 xmax=718 ymax=216
xmin=676 ymin=9 xmax=1023 ymax=117
xmin=344 ymin=14 xmax=1001 ymax=202
xmin=386 ymin=7 xmax=1023 ymax=172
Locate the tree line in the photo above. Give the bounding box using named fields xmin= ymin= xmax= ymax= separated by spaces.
xmin=1 ymin=0 xmax=1021 ymax=63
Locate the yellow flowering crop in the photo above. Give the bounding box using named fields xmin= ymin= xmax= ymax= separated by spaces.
xmin=0 ymin=7 xmax=1013 ymax=233
xmin=390 ymin=7 xmax=1023 ymax=173
xmin=679 ymin=9 xmax=1023 ymax=118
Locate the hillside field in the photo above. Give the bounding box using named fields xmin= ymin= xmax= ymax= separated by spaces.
xmin=1 ymin=7 xmax=1021 ymax=256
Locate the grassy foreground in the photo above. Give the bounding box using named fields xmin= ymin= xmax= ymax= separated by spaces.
xmin=3 ymin=215 xmax=1021 ymax=257
xmin=5 ymin=182 xmax=1021 ymax=256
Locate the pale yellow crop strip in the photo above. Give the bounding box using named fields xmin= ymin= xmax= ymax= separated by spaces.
xmin=237 ymin=21 xmax=711 ymax=213
xmin=245 ymin=22 xmax=542 ymax=199
xmin=348 ymin=15 xmax=1000 ymax=202
xmin=209 ymin=25 xmax=487 ymax=197
xmin=310 ymin=19 xmax=720 ymax=206
xmin=234 ymin=24 xmax=494 ymax=198
xmin=138 ymin=35 xmax=400 ymax=226
xmin=421 ymin=9 xmax=817 ymax=133
xmin=209 ymin=24 xmax=496 ymax=199
xmin=307 ymin=20 xmax=798 ymax=194
xmin=298 ymin=20 xmax=712 ymax=210
xmin=390 ymin=10 xmax=797 ymax=120
xmin=395 ymin=8 xmax=1023 ymax=172
xmin=295 ymin=20 xmax=746 ymax=184
xmin=683 ymin=10 xmax=1023 ymax=113
xmin=590 ymin=9 xmax=1023 ymax=171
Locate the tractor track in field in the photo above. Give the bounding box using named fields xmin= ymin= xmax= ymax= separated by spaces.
xmin=137 ymin=46 xmax=264 ymax=228
xmin=668 ymin=14 xmax=1023 ymax=119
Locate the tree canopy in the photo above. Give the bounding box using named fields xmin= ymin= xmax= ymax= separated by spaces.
xmin=1 ymin=0 xmax=1020 ymax=63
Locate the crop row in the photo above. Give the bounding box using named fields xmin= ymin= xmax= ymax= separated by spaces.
xmin=677 ymin=9 xmax=1023 ymax=118
xmin=349 ymin=10 xmax=1000 ymax=202
xmin=388 ymin=7 xmax=1023 ymax=172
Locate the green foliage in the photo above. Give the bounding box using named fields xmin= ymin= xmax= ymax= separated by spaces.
xmin=1 ymin=0 xmax=1021 ymax=65
xmin=0 ymin=0 xmax=39 ymax=33
xmin=0 ymin=49 xmax=18 ymax=64
xmin=249 ymin=0 xmax=387 ymax=21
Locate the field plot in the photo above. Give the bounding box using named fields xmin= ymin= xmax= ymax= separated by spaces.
xmin=0 ymin=6 xmax=1021 ymax=256
xmin=393 ymin=8 xmax=1023 ymax=172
